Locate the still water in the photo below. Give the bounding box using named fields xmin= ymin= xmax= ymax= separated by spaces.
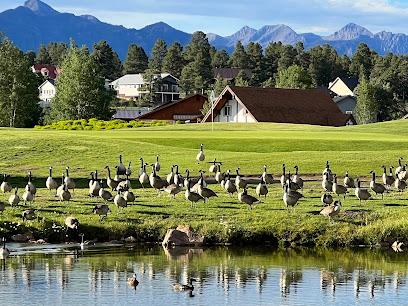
xmin=1 ymin=243 xmax=408 ymax=305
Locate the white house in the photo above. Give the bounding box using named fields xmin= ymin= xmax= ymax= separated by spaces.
xmin=328 ymin=77 xmax=359 ymax=97
xmin=110 ymin=73 xmax=180 ymax=103
xmin=38 ymin=80 xmax=56 ymax=107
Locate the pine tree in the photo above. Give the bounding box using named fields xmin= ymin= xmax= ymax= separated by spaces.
xmin=276 ymin=65 xmax=313 ymax=89
xmin=235 ymin=70 xmax=249 ymax=87
xmin=350 ymin=43 xmax=375 ymax=79
xmin=149 ymin=39 xmax=167 ymax=72
xmin=354 ymin=76 xmax=378 ymax=124
xmin=123 ymin=44 xmax=148 ymax=75
xmin=35 ymin=43 xmax=51 ymax=65
xmin=213 ymin=74 xmax=229 ymax=96
xmin=46 ymin=42 xmax=68 ymax=66
xmin=228 ymin=41 xmax=249 ymax=69
xmin=211 ymin=49 xmax=229 ymax=68
xmin=162 ymin=42 xmax=184 ymax=78
xmin=92 ymin=40 xmax=122 ymax=80
xmin=25 ymin=50 xmax=36 ymax=66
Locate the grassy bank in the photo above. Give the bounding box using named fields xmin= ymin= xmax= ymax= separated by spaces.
xmin=1 ymin=121 xmax=408 ymax=246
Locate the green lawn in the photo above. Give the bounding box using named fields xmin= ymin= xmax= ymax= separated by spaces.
xmin=1 ymin=121 xmax=408 ymax=246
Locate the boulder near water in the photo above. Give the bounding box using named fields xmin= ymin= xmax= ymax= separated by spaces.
xmin=162 ymin=225 xmax=204 ymax=246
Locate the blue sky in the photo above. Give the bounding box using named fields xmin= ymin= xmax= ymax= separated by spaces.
xmin=2 ymin=0 xmax=408 ymax=36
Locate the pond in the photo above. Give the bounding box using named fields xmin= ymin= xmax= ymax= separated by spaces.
xmin=1 ymin=243 xmax=408 ymax=305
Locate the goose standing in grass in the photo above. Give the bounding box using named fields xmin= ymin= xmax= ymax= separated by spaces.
xmin=117 ymin=174 xmax=131 ymax=192
xmin=1 ymin=174 xmax=12 ymax=197
xmin=287 ymin=171 xmax=300 ymax=191
xmin=99 ymin=180 xmax=113 ymax=203
xmin=22 ymin=210 xmax=37 ymax=221
xmin=215 ymin=163 xmax=225 ymax=184
xmin=292 ymin=165 xmax=303 ymax=191
xmin=9 ymin=187 xmax=19 ymax=207
xmin=65 ymin=216 xmax=79 ymax=235
xmin=355 ymin=178 xmax=371 ymax=206
xmin=173 ymin=278 xmax=196 ymax=291
xmin=114 ymin=166 xmax=122 ymax=182
xmin=167 ymin=165 xmax=175 ymax=184
xmin=235 ymin=168 xmax=247 ymax=190
xmin=126 ymin=162 xmax=132 ymax=177
xmin=154 ymin=154 xmax=161 ymax=172
xmin=56 ymin=173 xmax=65 ymax=197
xmin=64 ymin=167 xmax=75 ymax=194
xmin=256 ymin=176 xmax=268 ymax=200
xmin=381 ymin=165 xmax=395 ymax=189
xmin=128 ymin=273 xmax=139 ymax=288
xmin=25 ymin=171 xmax=37 ymax=198
xmin=59 ymin=184 xmax=71 ymax=206
xmin=238 ymin=188 xmax=261 ymax=210
xmin=0 ymin=201 xmax=5 ymax=214
xmin=117 ymin=154 xmax=127 ymax=176
xmin=395 ymin=176 xmax=407 ymax=195
xmin=321 ymin=193 xmax=333 ymax=206
xmin=105 ymin=166 xmax=119 ymax=191
xmin=322 ymin=161 xmax=333 ymax=182
xmin=208 ymin=158 xmax=218 ymax=174
xmin=89 ymin=172 xmax=101 ymax=198
xmin=138 ymin=158 xmax=145 ymax=177
xmin=320 ymin=200 xmax=341 ymax=222
xmin=0 ymin=238 xmax=10 ymax=259
xmin=280 ymin=164 xmax=289 ymax=187
xmin=123 ymin=188 xmax=136 ymax=204
xmin=332 ymin=174 xmax=347 ymax=201
xmin=150 ymin=164 xmax=168 ymax=195
xmin=164 ymin=183 xmax=183 ymax=199
xmin=322 ymin=172 xmax=333 ymax=192
xmin=398 ymin=164 xmax=408 ymax=181
xmin=114 ymin=191 xmax=127 ymax=213
xmin=283 ymin=182 xmax=299 ymax=213
xmin=185 ymin=179 xmax=205 ymax=208
xmin=225 ymin=170 xmax=237 ymax=198
xmin=369 ymin=170 xmax=386 ymax=199
xmin=343 ymin=171 xmax=355 ymax=188
xmin=395 ymin=157 xmax=404 ymax=177
xmin=139 ymin=163 xmax=149 ymax=188
xmin=174 ymin=165 xmax=184 ymax=186
xmin=184 ymin=169 xmax=195 ymax=189
xmin=196 ymin=170 xmax=207 ymax=188
xmin=92 ymin=204 xmax=111 ymax=221
xmin=196 ymin=144 xmax=205 ymax=163
xmin=197 ymin=171 xmax=217 ymax=202
xmin=22 ymin=186 xmax=34 ymax=205
xmin=46 ymin=167 xmax=58 ymax=195
xmin=262 ymin=165 xmax=273 ymax=185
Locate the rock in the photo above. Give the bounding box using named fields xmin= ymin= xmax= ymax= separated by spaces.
xmin=375 ymin=241 xmax=390 ymax=249
xmin=162 ymin=225 xmax=204 ymax=246
xmin=11 ymin=231 xmax=34 ymax=242
xmin=109 ymin=240 xmax=124 ymax=244
xmin=125 ymin=236 xmax=137 ymax=243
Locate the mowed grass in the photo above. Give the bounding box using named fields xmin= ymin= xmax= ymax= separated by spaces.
xmin=1 ymin=121 xmax=408 ymax=246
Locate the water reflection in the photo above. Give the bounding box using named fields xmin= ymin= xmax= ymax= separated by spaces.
xmin=1 ymin=245 xmax=408 ymax=304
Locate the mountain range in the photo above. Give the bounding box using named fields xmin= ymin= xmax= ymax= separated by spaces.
xmin=1 ymin=0 xmax=408 ymax=60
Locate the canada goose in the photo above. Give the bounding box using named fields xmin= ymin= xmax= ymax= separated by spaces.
xmin=355 ymin=178 xmax=371 ymax=206
xmin=284 ymin=179 xmax=304 ymax=201
xmin=283 ymin=182 xmax=299 ymax=213
xmin=56 ymin=173 xmax=65 ymax=197
xmin=292 ymin=165 xmax=303 ymax=190
xmin=92 ymin=204 xmax=111 ymax=221
xmin=114 ymin=191 xmax=127 ymax=213
xmin=343 ymin=171 xmax=355 ymax=188
xmin=128 ymin=273 xmax=139 ymax=287
xmin=105 ymin=166 xmax=119 ymax=191
xmin=320 ymin=200 xmax=341 ymax=222
xmin=174 ymin=165 xmax=184 ymax=186
xmin=395 ymin=177 xmax=407 ymax=195
xmin=262 ymin=165 xmax=273 ymax=185
xmin=22 ymin=186 xmax=34 ymax=205
xmin=208 ymin=158 xmax=218 ymax=174
xmin=117 ymin=154 xmax=127 ymax=176
xmin=173 ymin=278 xmax=196 ymax=291
xmin=0 ymin=201 xmax=5 ymax=214
xmin=215 ymin=163 xmax=225 ymax=184
xmin=150 ymin=164 xmax=168 ymax=195
xmin=167 ymin=165 xmax=175 ymax=184
xmin=196 ymin=143 xmax=205 ymax=163
xmin=224 ymin=170 xmax=237 ymax=198
xmin=64 ymin=167 xmax=75 ymax=193
xmin=369 ymin=170 xmax=386 ymax=199
xmin=398 ymin=164 xmax=408 ymax=181
xmin=22 ymin=209 xmax=37 ymax=221
xmin=197 ymin=171 xmax=218 ymax=202
xmin=154 ymin=154 xmax=161 ymax=172
xmin=280 ymin=164 xmax=290 ymax=187
xmin=321 ymin=193 xmax=333 ymax=206
xmin=256 ymin=176 xmax=268 ymax=200
xmin=117 ymin=174 xmax=131 ymax=192
xmin=139 ymin=163 xmax=149 ymax=188
xmin=79 ymin=233 xmax=95 ymax=248
xmin=191 ymin=170 xmax=206 ymax=192
xmin=322 ymin=161 xmax=333 ymax=182
xmin=45 ymin=167 xmax=58 ymax=195
xmin=114 ymin=166 xmax=122 ymax=182
xmin=220 ymin=175 xmax=227 ymax=190
xmin=381 ymin=165 xmax=395 ymax=188
xmin=9 ymin=187 xmax=19 ymax=206
xmin=138 ymin=158 xmax=145 ymax=177
xmin=287 ymin=171 xmax=300 ymax=191
xmin=185 ymin=179 xmax=205 ymax=208
xmin=123 ymin=189 xmax=135 ymax=204
xmin=238 ymin=188 xmax=261 ymax=210
xmin=89 ymin=172 xmax=101 ymax=198
xmin=1 ymin=174 xmax=12 ymax=196
xmin=65 ymin=216 xmax=79 ymax=235
xmin=0 ymin=238 xmax=10 ymax=258
xmin=322 ymin=172 xmax=333 ymax=192
xmin=395 ymin=157 xmax=404 ymax=176
xmin=25 ymin=171 xmax=37 ymax=197
xmin=59 ymin=184 xmax=71 ymax=205
xmin=184 ymin=169 xmax=195 ymax=188
xmin=99 ymin=180 xmax=113 ymax=203
xmin=89 ymin=171 xmax=95 ymax=189
xmin=126 ymin=162 xmax=132 ymax=177
xmin=332 ymin=174 xmax=347 ymax=201
xmin=164 ymin=184 xmax=183 ymax=199
xmin=235 ymin=168 xmax=247 ymax=190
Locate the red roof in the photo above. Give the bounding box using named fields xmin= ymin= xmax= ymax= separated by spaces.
xmin=32 ymin=65 xmax=59 ymax=79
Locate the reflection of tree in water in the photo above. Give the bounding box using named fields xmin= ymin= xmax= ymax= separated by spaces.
xmin=321 ymin=267 xmax=352 ymax=294
xmin=280 ymin=268 xmax=303 ymax=297
xmin=354 ymin=269 xmax=387 ymax=298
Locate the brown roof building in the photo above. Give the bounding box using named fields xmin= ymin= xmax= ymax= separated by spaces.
xmin=137 ymin=94 xmax=208 ymax=123
xmin=202 ymin=86 xmax=356 ymax=126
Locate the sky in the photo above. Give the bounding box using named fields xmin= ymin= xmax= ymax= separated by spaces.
xmin=2 ymin=0 xmax=408 ymax=36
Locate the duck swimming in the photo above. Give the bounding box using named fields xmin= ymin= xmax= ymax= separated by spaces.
xmin=173 ymin=278 xmax=196 ymax=291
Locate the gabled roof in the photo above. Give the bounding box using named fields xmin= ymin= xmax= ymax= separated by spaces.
xmin=333 ymin=95 xmax=356 ymax=103
xmin=329 ymin=77 xmax=359 ymax=92
xmin=38 ymin=79 xmax=55 ymax=89
xmin=212 ymin=68 xmax=253 ymax=80
xmin=110 ymin=73 xmax=179 ymax=86
xmin=32 ymin=65 xmax=59 ymax=79
xmin=113 ymin=109 xmax=150 ymax=120
xmin=203 ymin=86 xmax=356 ymax=127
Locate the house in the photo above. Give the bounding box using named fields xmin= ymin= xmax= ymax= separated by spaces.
xmin=31 ymin=65 xmax=60 ymax=79
xmin=137 ymin=94 xmax=208 ymax=123
xmin=202 ymin=86 xmax=356 ymax=126
xmin=333 ymin=95 xmax=357 ymax=115
xmin=110 ymin=73 xmax=180 ymax=103
xmin=113 ymin=109 xmax=151 ymax=121
xmin=212 ymin=68 xmax=253 ymax=85
xmin=38 ymin=79 xmax=56 ymax=107
xmin=328 ymin=77 xmax=359 ymax=96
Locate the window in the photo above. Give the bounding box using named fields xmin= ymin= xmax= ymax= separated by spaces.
xmin=346 ymin=111 xmax=353 ymax=114
xmin=162 ymin=84 xmax=168 ymax=91
xmin=172 ymin=85 xmax=178 ymax=92
xmin=224 ymin=105 xmax=231 ymax=116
